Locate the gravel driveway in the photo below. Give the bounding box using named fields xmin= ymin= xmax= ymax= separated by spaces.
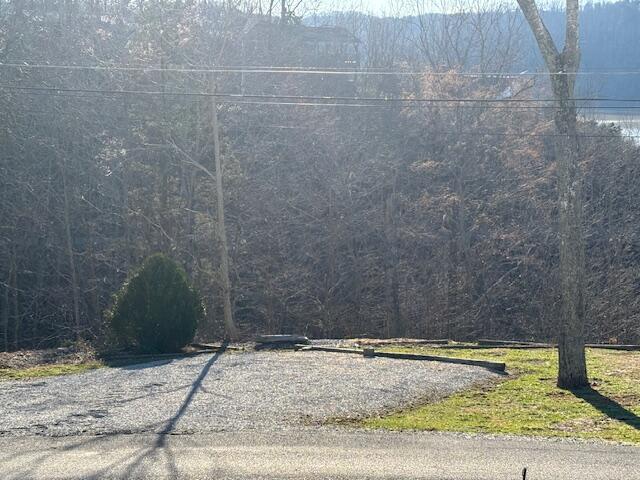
xmin=0 ymin=350 xmax=499 ymax=437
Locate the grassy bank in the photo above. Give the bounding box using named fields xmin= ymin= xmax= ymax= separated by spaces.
xmin=364 ymin=347 xmax=640 ymax=444
xmin=0 ymin=361 xmax=104 ymax=381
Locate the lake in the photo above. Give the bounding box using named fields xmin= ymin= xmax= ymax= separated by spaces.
xmin=583 ymin=111 xmax=640 ymax=142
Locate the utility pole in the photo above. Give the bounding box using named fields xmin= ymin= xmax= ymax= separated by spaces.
xmin=211 ymin=80 xmax=238 ymax=340
xmin=281 ymin=0 xmax=287 ymax=23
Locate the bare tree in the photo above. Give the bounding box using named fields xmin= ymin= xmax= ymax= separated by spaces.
xmin=517 ymin=0 xmax=588 ymax=388
xmin=413 ymin=0 xmax=524 ymax=73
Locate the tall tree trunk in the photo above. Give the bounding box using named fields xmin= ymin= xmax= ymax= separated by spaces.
xmin=517 ymin=0 xmax=588 ymax=388
xmin=87 ymin=236 xmax=100 ymax=330
xmin=158 ymin=4 xmax=171 ymax=253
xmin=327 ymin=189 xmax=339 ymax=335
xmin=554 ymin=87 xmax=588 ymax=388
xmin=211 ymin=82 xmax=238 ymax=340
xmin=350 ymin=235 xmax=364 ymax=335
xmin=121 ymin=96 xmax=133 ymax=272
xmin=61 ymin=157 xmax=82 ymax=339
xmin=384 ymin=183 xmax=402 ymax=337
xmin=10 ymin=254 xmax=19 ymax=350
xmin=2 ymin=260 xmax=10 ymax=352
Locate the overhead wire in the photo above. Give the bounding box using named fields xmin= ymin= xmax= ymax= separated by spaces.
xmin=3 ymin=84 xmax=640 ymax=109
xmin=6 ymin=92 xmax=638 ymax=140
xmin=10 ymin=90 xmax=640 ymax=120
xmin=4 ymin=62 xmax=640 ymax=77
xmin=1 ymin=65 xmax=638 ymax=140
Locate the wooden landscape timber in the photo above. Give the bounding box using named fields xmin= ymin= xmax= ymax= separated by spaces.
xmin=190 ymin=343 xmax=244 ymax=352
xmin=477 ymin=339 xmax=640 ymax=351
xmin=374 ymin=351 xmax=506 ymax=372
xmin=294 ymin=345 xmax=363 ymax=355
xmin=295 ymin=345 xmax=506 ymax=372
xmin=477 ymin=339 xmax=552 ymax=347
xmin=326 ymin=338 xmax=640 ymax=351
xmin=352 ymin=338 xmax=450 ymax=346
xmin=585 ymin=344 xmax=640 ymax=351
xmin=255 ymin=335 xmax=310 ymax=345
xmin=436 ymin=344 xmax=551 ymax=350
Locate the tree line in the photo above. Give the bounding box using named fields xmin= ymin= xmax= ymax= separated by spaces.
xmin=0 ymin=0 xmax=639 ymax=352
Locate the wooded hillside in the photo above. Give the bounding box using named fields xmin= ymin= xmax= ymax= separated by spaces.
xmin=1 ymin=1 xmax=638 ymax=350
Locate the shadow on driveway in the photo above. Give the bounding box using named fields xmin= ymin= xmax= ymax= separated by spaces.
xmin=111 ymin=341 xmax=229 ymax=478
xmin=4 ymin=343 xmax=228 ymax=479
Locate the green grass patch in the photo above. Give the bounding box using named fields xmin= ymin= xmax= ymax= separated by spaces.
xmin=364 ymin=347 xmax=640 ymax=444
xmin=0 ymin=361 xmax=104 ymax=381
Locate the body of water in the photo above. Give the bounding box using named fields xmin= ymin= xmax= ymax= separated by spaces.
xmin=584 ymin=111 xmax=640 ymax=141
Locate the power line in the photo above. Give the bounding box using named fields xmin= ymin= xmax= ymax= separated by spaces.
xmin=426 ymin=131 xmax=640 ymax=139
xmin=14 ymin=103 xmax=639 ymax=139
xmin=8 ymin=96 xmax=639 ymax=140
xmin=4 ymin=62 xmax=640 ymax=77
xmin=7 ymin=89 xmax=631 ymax=112
xmin=247 ymin=124 xmax=640 ymax=139
xmin=4 ymin=85 xmax=640 ymax=109
xmin=228 ymin=100 xmax=640 ymax=111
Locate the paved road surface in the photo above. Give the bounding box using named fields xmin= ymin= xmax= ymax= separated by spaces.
xmin=1 ymin=430 xmax=638 ymax=479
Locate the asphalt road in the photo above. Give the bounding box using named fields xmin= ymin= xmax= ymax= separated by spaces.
xmin=1 ymin=430 xmax=638 ymax=479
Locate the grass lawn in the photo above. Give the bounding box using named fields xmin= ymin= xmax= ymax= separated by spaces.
xmin=364 ymin=347 xmax=640 ymax=444
xmin=0 ymin=361 xmax=104 ymax=381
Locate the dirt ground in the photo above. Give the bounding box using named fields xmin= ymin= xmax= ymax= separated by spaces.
xmin=0 ymin=345 xmax=96 ymax=370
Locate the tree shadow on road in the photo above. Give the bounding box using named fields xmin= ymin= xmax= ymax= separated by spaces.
xmin=105 ymin=341 xmax=229 ymax=478
xmin=571 ymin=386 xmax=640 ymax=430
xmin=3 ymin=343 xmax=228 ymax=479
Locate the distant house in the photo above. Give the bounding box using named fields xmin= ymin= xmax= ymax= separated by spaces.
xmin=240 ymin=19 xmax=360 ymax=95
xmin=243 ymin=20 xmax=359 ymax=68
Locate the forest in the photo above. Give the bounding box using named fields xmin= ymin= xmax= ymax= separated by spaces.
xmin=1 ymin=0 xmax=639 ymax=351
xmin=317 ymin=1 xmax=640 ymax=101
